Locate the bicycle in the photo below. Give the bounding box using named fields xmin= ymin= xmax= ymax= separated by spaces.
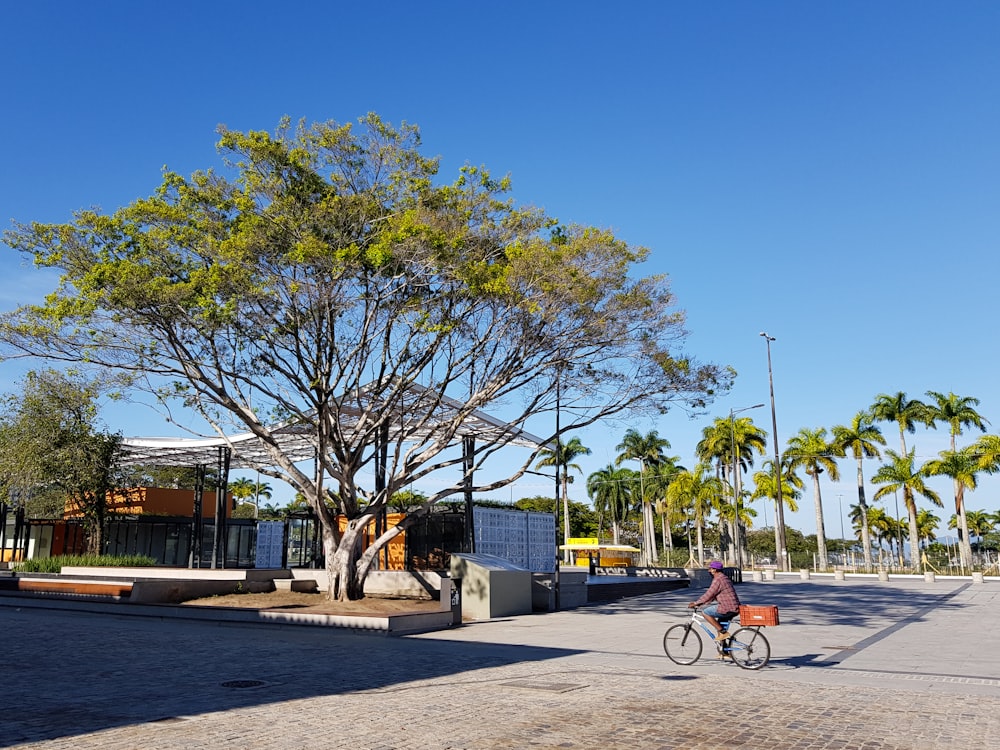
xmin=662 ymin=607 xmax=771 ymax=670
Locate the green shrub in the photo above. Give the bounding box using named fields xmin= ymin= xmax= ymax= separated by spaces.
xmin=12 ymin=554 xmax=157 ymax=573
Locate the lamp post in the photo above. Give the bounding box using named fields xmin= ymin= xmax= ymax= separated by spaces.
xmin=760 ymin=332 xmax=788 ymax=572
xmin=730 ymin=403 xmax=764 ymax=569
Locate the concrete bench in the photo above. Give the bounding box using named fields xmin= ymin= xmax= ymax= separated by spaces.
xmin=273 ymin=578 xmax=319 ymax=593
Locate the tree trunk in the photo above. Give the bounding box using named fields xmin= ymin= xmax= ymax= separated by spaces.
xmin=812 ymin=474 xmax=828 ymax=570
xmin=955 ymin=482 xmax=973 ymax=571
xmin=856 ymin=459 xmax=872 ymax=571
xmin=326 ymin=522 xmax=366 ymax=601
xmin=905 ymin=490 xmax=921 ymax=571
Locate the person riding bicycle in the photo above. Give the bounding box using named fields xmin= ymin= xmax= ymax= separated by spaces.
xmin=687 ymin=560 xmax=741 ymax=642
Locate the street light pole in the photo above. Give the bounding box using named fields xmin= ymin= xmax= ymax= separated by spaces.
xmin=729 ymin=403 xmax=764 ymax=570
xmin=760 ymin=332 xmax=789 ymax=572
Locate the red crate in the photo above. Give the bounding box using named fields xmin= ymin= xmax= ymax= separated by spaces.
xmin=739 ymin=604 xmax=779 ymax=626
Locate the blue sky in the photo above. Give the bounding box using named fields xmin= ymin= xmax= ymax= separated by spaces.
xmin=3 ymin=2 xmax=1000 ymax=540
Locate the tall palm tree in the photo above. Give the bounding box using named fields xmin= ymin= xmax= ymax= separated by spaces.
xmin=649 ymin=457 xmax=685 ymax=559
xmin=536 ymin=436 xmax=592 ymax=561
xmin=831 ymin=411 xmax=886 ymax=571
xmin=665 ymin=463 xmax=720 ymax=565
xmin=751 ymin=459 xmax=801 ymax=568
xmin=616 ymin=429 xmax=670 ymax=566
xmin=695 ymin=416 xmax=766 ymax=566
xmin=586 ymin=464 xmax=637 ymax=545
xmin=871 ymin=449 xmax=941 ymax=570
xmin=926 ymin=391 xmax=988 ymax=568
xmin=924 ymin=447 xmax=981 ymax=569
xmin=870 ymin=392 xmax=935 ymax=455
xmin=786 ymin=427 xmax=842 ymax=570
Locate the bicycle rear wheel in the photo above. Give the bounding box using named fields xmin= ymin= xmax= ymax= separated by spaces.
xmin=663 ymin=623 xmax=703 ymax=665
xmin=727 ymin=627 xmax=770 ymax=670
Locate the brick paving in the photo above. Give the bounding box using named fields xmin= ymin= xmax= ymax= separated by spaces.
xmin=1 ymin=576 xmax=997 ymax=749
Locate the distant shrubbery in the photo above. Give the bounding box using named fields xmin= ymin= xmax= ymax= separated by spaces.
xmin=12 ymin=554 xmax=157 ymax=573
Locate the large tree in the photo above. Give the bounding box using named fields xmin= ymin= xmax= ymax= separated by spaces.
xmin=831 ymin=410 xmax=886 ymax=571
xmin=615 ymin=429 xmax=671 ymax=566
xmin=665 ymin=463 xmax=721 ymax=566
xmin=871 ymin=449 xmax=941 ymax=570
xmin=695 ymin=416 xmax=766 ymax=566
xmin=586 ymin=464 xmax=636 ymax=545
xmin=0 ymin=369 xmax=125 ymax=553
xmin=0 ymin=115 xmax=729 ymax=599
xmin=535 ymin=436 xmax=591 ymax=561
xmin=925 ymin=391 xmax=988 ymax=570
xmin=785 ymin=427 xmax=842 ymax=570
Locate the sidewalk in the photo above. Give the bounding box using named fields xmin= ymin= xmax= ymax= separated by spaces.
xmin=1 ymin=577 xmax=997 ymax=749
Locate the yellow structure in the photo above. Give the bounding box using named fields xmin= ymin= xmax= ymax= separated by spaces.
xmin=561 ymin=537 xmax=641 ymax=567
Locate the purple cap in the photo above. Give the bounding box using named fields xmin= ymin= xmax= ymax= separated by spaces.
xmin=708 ymin=560 xmax=724 ymax=570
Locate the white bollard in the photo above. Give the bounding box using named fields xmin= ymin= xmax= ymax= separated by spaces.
xmin=878 ymin=570 xmax=889 ymax=582
xmin=751 ymin=570 xmax=763 ymax=582
xmin=924 ymin=571 xmax=935 ymax=583
xmin=763 ymin=569 xmax=776 ymax=581
xmin=799 ymin=568 xmax=810 ymax=580
xmin=972 ymin=572 xmax=985 ymax=583
xmin=834 ymin=570 xmax=845 ymax=581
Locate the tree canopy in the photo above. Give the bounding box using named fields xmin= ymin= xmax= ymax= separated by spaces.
xmin=0 ymin=369 xmax=125 ymax=552
xmin=1 ymin=114 xmax=730 ymax=598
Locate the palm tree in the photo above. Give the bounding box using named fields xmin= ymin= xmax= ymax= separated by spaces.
xmin=924 ymin=447 xmax=981 ymax=569
xmin=915 ymin=508 xmax=940 ymax=547
xmin=586 ymin=464 xmax=637 ymax=545
xmin=964 ymin=509 xmax=994 ymax=542
xmin=831 ymin=411 xmax=886 ymax=571
xmin=695 ymin=416 xmax=766 ymax=566
xmin=649 ymin=456 xmax=685 ymax=559
xmin=871 ymin=449 xmax=941 ymax=570
xmin=870 ymin=392 xmax=935 ymax=455
xmin=926 ymin=391 xmax=988 ymax=568
xmin=665 ymin=463 xmax=720 ymax=565
xmin=252 ymin=481 xmax=273 ymax=517
xmin=750 ymin=460 xmax=802 ymax=516
xmin=866 ymin=506 xmax=895 ymax=565
xmin=616 ymin=429 xmax=670 ymax=566
xmin=228 ymin=477 xmax=256 ymax=509
xmin=536 ymin=436 xmax=592 ymax=561
xmin=786 ymin=427 xmax=842 ymax=570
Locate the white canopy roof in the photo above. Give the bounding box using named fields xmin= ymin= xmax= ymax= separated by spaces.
xmin=120 ymin=383 xmax=550 ymax=469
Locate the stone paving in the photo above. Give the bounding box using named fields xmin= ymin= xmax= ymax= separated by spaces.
xmin=1 ymin=576 xmax=997 ymax=749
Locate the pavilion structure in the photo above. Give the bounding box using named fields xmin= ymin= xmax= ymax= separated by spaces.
xmin=118 ymin=383 xmax=552 ymax=569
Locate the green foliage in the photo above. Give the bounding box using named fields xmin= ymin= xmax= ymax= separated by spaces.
xmin=13 ymin=554 xmax=156 ymax=573
xmin=513 ymin=496 xmax=598 ymax=539
xmin=0 ymin=113 xmax=729 ymax=599
xmin=232 ymin=502 xmax=257 ymax=519
xmin=0 ymin=369 xmax=126 ymax=551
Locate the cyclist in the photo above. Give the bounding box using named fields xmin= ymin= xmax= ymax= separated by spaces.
xmin=687 ymin=560 xmax=741 ymax=641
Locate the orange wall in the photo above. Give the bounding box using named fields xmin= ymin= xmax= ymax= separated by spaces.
xmin=64 ymin=487 xmax=233 ymax=520
xmin=337 ymin=513 xmax=407 ymax=570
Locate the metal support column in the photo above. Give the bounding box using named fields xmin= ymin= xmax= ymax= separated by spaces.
xmin=211 ymin=446 xmax=231 ymax=569
xmin=463 ymin=436 xmax=475 ymax=553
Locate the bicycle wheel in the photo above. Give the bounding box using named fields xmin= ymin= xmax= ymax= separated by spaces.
xmin=663 ymin=623 xmax=703 ymax=665
xmin=727 ymin=627 xmax=770 ymax=670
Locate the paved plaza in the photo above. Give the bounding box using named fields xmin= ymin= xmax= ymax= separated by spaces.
xmin=1 ymin=576 xmax=998 ymax=749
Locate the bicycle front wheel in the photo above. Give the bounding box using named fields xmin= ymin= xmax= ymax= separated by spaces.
xmin=663 ymin=623 xmax=703 ymax=665
xmin=727 ymin=627 xmax=770 ymax=670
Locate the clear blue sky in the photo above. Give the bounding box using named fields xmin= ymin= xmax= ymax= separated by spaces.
xmin=3 ymin=1 xmax=999 ymax=541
